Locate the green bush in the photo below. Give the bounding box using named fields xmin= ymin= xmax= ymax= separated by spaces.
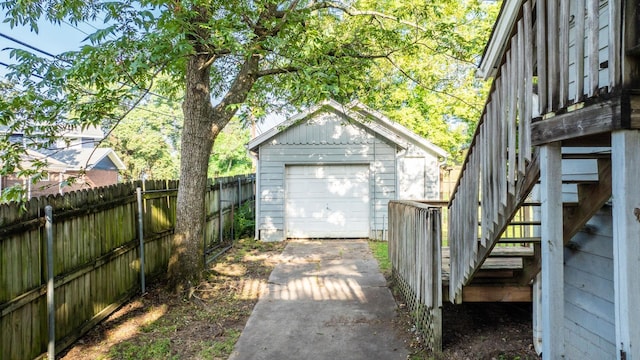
xmin=234 ymin=201 xmax=255 ymax=239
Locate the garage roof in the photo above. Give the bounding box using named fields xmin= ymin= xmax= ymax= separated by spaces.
xmin=247 ymin=99 xmax=447 ymax=158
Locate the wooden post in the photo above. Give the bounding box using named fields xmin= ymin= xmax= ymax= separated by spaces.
xmin=45 ymin=205 xmax=55 ymax=360
xmin=612 ymin=130 xmax=640 ymax=360
xmin=540 ymin=142 xmax=564 ymax=358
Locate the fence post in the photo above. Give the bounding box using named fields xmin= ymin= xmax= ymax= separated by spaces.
xmin=45 ymin=205 xmax=55 ymax=360
xmin=136 ymin=187 xmax=146 ymax=293
xmin=238 ymin=177 xmax=242 ymax=205
xmin=219 ymin=180 xmax=223 ymax=243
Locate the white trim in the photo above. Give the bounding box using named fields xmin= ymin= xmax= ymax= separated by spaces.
xmin=477 ymin=1 xmax=524 ymax=79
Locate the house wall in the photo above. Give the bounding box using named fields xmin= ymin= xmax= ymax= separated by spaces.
xmin=255 ymin=110 xmax=439 ymax=241
xmin=563 ymin=205 xmax=615 ymax=359
xmin=567 ymin=0 xmax=610 ymax=100
xmin=2 ymin=169 xmax=119 ymax=198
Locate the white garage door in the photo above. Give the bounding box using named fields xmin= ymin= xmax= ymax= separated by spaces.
xmin=285 ymin=165 xmax=370 ymax=238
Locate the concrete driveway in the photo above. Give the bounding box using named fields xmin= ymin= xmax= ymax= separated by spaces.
xmin=229 ymin=239 xmax=409 ymax=360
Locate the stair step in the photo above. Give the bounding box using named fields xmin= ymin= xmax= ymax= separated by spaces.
xmin=489 ymin=246 xmax=535 ymax=257
xmin=481 ymin=257 xmax=523 ymax=270
xmin=478 ymin=220 xmax=540 ymax=226
xmin=496 ymin=237 xmax=541 ymax=244
xmin=562 ymin=153 xmax=610 ymax=159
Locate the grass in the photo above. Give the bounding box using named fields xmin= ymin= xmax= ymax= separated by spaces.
xmin=368 ymin=240 xmax=391 ymax=276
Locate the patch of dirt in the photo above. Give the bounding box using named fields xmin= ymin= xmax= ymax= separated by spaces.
xmin=59 ymin=238 xmax=286 ymax=360
xmin=59 ymin=238 xmax=538 ymax=360
xmin=389 ymin=283 xmax=540 ymax=360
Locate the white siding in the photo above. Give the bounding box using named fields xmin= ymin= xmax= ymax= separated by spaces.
xmin=564 ymin=206 xmax=615 ymax=360
xmin=568 ymin=0 xmax=611 ymax=100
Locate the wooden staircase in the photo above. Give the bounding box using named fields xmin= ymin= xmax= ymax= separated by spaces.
xmin=446 ymin=149 xmax=612 ymax=303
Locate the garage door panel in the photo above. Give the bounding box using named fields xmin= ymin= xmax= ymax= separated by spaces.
xmin=285 ymin=165 xmax=369 ymax=238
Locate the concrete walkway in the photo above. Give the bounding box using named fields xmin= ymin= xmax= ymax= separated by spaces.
xmin=229 ymin=239 xmax=409 ymax=360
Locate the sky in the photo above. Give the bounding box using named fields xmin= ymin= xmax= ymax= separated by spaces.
xmin=0 ymin=17 xmax=283 ymax=135
xmin=0 ymin=19 xmax=94 ymax=75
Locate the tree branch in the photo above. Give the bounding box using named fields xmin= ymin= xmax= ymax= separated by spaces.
xmin=309 ymin=1 xmax=427 ymax=32
xmin=383 ymin=55 xmax=481 ymax=113
xmin=256 ymin=66 xmax=299 ymax=77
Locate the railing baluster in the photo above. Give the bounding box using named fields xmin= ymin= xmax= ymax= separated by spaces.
xmin=587 ymin=0 xmax=599 ymax=97
xmin=537 ymin=0 xmax=548 ymax=114
xmin=608 ymin=0 xmax=621 ymax=90
xmin=523 ymin=0 xmax=533 ymax=163
xmin=509 ymin=34 xmax=518 ymax=197
xmin=547 ymin=0 xmax=559 ymax=110
xmin=559 ymin=0 xmax=570 ymax=108
xmin=517 ymin=18 xmax=526 ymax=177
xmin=575 ymin=0 xmax=586 ymax=102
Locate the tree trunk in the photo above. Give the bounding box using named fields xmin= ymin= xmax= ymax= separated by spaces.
xmin=167 ymin=54 xmax=215 ymax=292
xmin=167 ymin=52 xmax=260 ymax=293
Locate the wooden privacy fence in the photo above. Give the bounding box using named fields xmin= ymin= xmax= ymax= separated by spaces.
xmin=0 ymin=174 xmax=255 ymax=360
xmin=388 ymin=200 xmax=442 ymax=352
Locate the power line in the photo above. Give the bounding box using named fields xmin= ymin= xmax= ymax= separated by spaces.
xmin=0 ymin=31 xmax=178 ymax=103
xmin=1 ymin=61 xmax=182 ymax=120
xmin=0 ymin=32 xmax=57 ymax=59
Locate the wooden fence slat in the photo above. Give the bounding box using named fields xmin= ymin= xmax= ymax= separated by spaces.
xmin=523 ymin=0 xmax=533 ymax=163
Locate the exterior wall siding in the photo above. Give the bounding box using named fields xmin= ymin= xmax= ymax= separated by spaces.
xmin=567 ymin=0 xmax=610 ymax=100
xmin=255 ymin=110 xmax=440 ymax=241
xmin=564 ymin=205 xmax=615 ymax=360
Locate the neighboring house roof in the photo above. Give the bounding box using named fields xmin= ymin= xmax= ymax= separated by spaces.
xmin=43 ymin=147 xmax=126 ymax=171
xmin=20 ymin=149 xmax=69 ymax=172
xmin=59 ymin=125 xmax=105 ymax=139
xmin=248 ymin=99 xmax=448 ymax=158
xmin=0 ymin=124 xmax=104 ymax=138
xmin=477 ymin=0 xmax=522 ymax=79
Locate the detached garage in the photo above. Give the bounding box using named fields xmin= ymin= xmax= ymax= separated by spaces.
xmin=248 ymin=100 xmax=447 ymax=241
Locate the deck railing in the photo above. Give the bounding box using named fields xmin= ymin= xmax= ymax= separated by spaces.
xmin=388 ymin=201 xmax=442 ymax=351
xmin=448 ymin=0 xmax=621 ymax=301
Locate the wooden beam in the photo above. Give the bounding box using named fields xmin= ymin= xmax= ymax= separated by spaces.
xmin=540 ymin=142 xmax=565 ymax=358
xmin=629 ymin=94 xmax=640 ymax=129
xmin=462 ymin=285 xmax=532 ymax=302
xmin=531 ymin=98 xmax=624 ymax=146
xmin=562 ymin=158 xmax=612 ymax=242
xmin=518 ymin=243 xmax=541 ymax=286
xmin=612 ymin=130 xmax=640 ymax=360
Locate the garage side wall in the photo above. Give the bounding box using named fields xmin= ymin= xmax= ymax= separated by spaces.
xmin=563 ymin=206 xmax=615 ymax=359
xmin=255 ymin=111 xmax=397 ymax=241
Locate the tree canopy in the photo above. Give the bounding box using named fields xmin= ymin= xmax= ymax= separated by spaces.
xmin=0 ymin=0 xmax=498 ymax=291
